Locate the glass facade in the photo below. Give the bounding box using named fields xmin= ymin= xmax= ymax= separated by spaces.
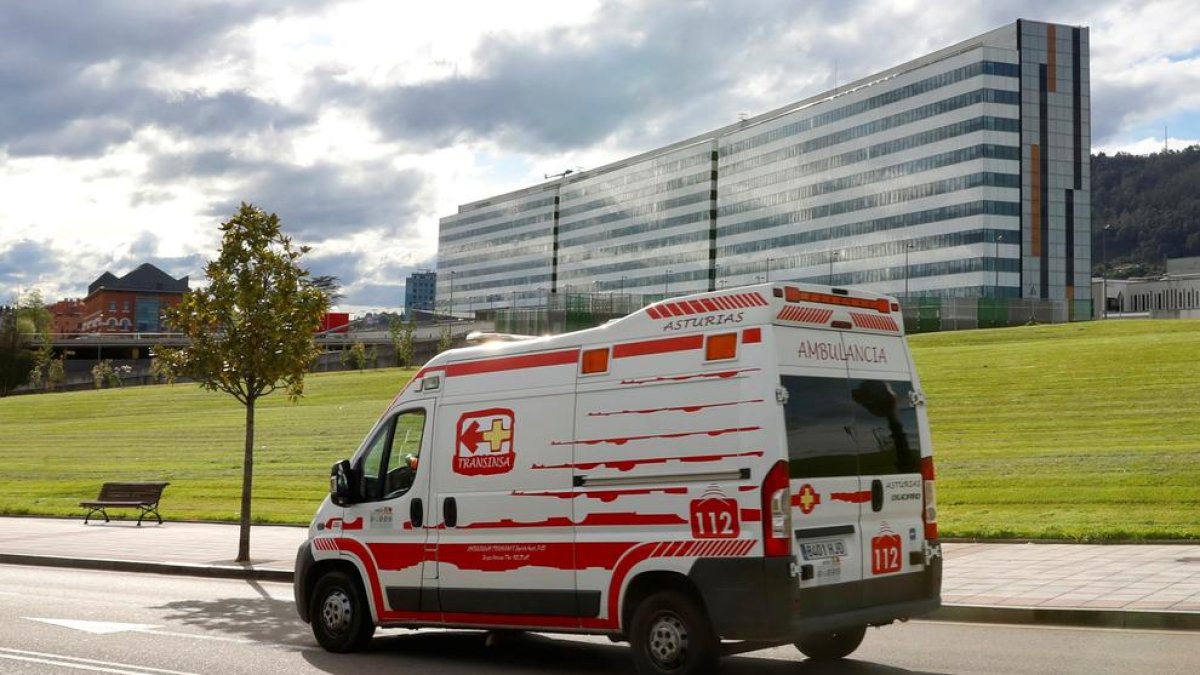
xmin=437 ymin=19 xmax=1090 ymax=316
xmin=558 ymin=143 xmax=716 ymax=298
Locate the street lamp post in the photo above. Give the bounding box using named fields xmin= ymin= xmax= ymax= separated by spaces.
xmin=1102 ymin=223 xmax=1112 ymax=318
xmin=828 ymin=251 xmax=839 ymax=286
xmin=664 ymin=269 xmax=671 ymax=296
xmin=904 ymin=243 xmax=914 ymax=298
xmin=766 ymin=257 xmax=773 ymax=282
xmin=449 ymin=271 xmax=455 ymax=319
xmin=995 ymin=233 xmax=1003 ymax=296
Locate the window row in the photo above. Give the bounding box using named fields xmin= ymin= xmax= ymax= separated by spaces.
xmin=439 ymin=240 xmax=554 ymax=270
xmin=557 ymin=228 xmax=710 ymax=265
xmin=557 ymin=190 xmax=713 ymax=235
xmin=721 ymin=115 xmax=1019 ymax=178
xmin=558 ymin=169 xmax=713 ymax=219
xmin=718 ymin=171 xmax=1020 ymax=222
xmin=442 ymin=195 xmax=557 ymax=232
xmin=721 ymin=61 xmax=1019 ymax=157
xmin=723 ymin=88 xmax=1020 ymax=167
xmin=717 ymin=228 xmax=1018 ymax=277
xmin=718 ymin=199 xmax=1020 ymax=244
xmin=439 ymin=210 xmax=556 ymax=245
xmin=791 ymin=255 xmax=1021 ymax=288
xmin=558 ymin=150 xmax=713 ymax=202
xmin=556 ymin=210 xmax=711 ymax=250
xmin=721 ymin=143 xmax=1020 ymax=203
xmin=559 ymin=249 xmax=711 ymax=283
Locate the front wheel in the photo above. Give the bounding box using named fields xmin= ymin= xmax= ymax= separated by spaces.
xmin=629 ymin=590 xmax=718 ymax=675
xmin=794 ymin=624 xmax=867 ymax=660
xmin=310 ymin=570 xmax=375 ymax=652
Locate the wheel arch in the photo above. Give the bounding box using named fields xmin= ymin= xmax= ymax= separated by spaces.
xmin=302 ymin=557 xmax=377 ymax=624
xmin=620 ymin=570 xmax=708 ymax=635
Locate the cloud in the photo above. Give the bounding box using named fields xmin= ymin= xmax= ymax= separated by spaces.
xmin=207 ymin=161 xmax=429 ymax=242
xmin=326 ymin=0 xmax=1120 ymax=155
xmin=345 ymin=282 xmax=406 ymax=309
xmin=0 ymin=1 xmax=324 ymax=158
xmin=0 ymin=240 xmax=64 ymax=301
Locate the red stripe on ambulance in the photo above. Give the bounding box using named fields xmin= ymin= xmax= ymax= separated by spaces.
xmin=444 ymin=349 xmax=580 ymax=377
xmin=533 ymin=450 xmax=764 ymax=472
xmin=554 ymin=426 xmax=761 ymax=447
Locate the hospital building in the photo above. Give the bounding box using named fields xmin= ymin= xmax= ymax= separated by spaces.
xmin=437 ymin=19 xmax=1091 ymax=324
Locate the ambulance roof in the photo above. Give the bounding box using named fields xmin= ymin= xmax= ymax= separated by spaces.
xmin=426 ymin=282 xmax=903 ymax=368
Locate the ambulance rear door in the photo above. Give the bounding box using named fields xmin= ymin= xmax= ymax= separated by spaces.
xmin=840 ymin=329 xmax=928 ymax=607
xmin=777 ymin=326 xmax=866 ymax=611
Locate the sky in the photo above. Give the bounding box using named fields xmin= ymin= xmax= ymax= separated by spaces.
xmin=1 ymin=0 xmax=1198 ymax=315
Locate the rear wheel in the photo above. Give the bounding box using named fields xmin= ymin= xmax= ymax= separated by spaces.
xmin=310 ymin=570 xmax=375 ymax=652
xmin=629 ymin=589 xmax=718 ymax=675
xmin=794 ymin=624 xmax=866 ymax=660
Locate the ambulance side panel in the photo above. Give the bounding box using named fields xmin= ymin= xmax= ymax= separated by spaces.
xmin=425 ymin=351 xmax=583 ymax=625
xmin=572 ymin=327 xmax=776 ymax=631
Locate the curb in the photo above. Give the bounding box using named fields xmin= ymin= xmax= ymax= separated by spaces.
xmin=0 ymin=553 xmax=292 ymax=583
xmin=930 ymin=604 xmax=1200 ymax=631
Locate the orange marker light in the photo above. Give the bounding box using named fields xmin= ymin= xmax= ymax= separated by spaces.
xmin=705 ymin=333 xmax=738 ymax=361
xmin=581 ymin=348 xmax=610 ymax=374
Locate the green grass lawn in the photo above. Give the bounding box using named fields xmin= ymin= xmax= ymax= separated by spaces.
xmin=0 ymin=368 xmax=415 ymax=523
xmin=1 ymin=319 xmax=1197 ymax=540
xmin=909 ymin=319 xmax=1200 ymax=540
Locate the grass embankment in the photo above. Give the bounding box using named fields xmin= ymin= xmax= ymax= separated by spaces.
xmin=0 ymin=320 xmax=1197 ymax=539
xmin=0 ymin=369 xmax=414 ymax=523
xmin=910 ymin=320 xmax=1200 ymax=540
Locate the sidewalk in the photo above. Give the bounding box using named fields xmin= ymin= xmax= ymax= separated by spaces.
xmin=1 ymin=517 xmax=1197 ymax=630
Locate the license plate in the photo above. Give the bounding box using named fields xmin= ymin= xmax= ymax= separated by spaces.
xmin=800 ymin=540 xmax=846 ymax=560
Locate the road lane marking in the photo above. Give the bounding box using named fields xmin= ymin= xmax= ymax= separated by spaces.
xmin=25 ymin=617 xmax=252 ymax=644
xmin=28 ymin=617 xmax=160 ymax=634
xmin=0 ymin=647 xmax=205 ymax=675
xmin=132 ymin=628 xmax=251 ymax=644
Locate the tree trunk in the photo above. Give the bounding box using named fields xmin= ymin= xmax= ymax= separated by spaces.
xmin=237 ymin=397 xmax=255 ymax=563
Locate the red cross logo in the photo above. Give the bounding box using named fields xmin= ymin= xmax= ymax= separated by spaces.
xmin=796 ymin=483 xmax=820 ymax=515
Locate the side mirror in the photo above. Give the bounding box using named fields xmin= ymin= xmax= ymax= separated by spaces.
xmin=330 ymin=459 xmax=355 ymax=506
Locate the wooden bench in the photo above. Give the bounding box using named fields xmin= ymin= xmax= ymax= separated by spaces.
xmin=80 ymin=482 xmax=170 ymax=525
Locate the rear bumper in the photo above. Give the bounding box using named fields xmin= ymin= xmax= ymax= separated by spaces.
xmin=690 ymin=552 xmax=942 ymax=641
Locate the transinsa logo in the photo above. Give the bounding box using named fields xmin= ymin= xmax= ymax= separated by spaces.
xmin=454 ymin=408 xmax=516 ymax=476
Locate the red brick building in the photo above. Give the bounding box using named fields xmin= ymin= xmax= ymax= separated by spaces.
xmin=81 ymin=264 xmax=189 ymax=333
xmin=50 ymin=299 xmax=85 ymax=335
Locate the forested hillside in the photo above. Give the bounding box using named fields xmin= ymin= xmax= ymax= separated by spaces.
xmin=1091 ymin=145 xmax=1200 ymax=277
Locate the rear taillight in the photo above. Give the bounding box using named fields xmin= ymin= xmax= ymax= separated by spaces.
xmin=921 ymin=456 xmax=938 ymax=541
xmin=762 ymin=460 xmax=792 ymax=557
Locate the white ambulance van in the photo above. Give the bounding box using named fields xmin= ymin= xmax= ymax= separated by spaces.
xmin=295 ymin=282 xmax=941 ymax=674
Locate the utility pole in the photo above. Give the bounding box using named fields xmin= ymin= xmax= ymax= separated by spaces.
xmin=1102 ymin=223 xmax=1112 ymax=318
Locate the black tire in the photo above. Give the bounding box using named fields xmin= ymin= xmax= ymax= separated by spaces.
xmin=794 ymin=624 xmax=867 ymax=660
xmin=629 ymin=589 xmax=718 ymax=675
xmin=309 ymin=570 xmax=375 ymax=653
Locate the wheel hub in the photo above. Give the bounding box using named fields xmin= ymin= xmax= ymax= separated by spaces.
xmin=321 ymin=589 xmax=353 ymax=634
xmin=648 ymin=613 xmax=688 ymax=667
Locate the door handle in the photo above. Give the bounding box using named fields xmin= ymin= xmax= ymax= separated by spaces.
xmin=444 ymin=497 xmax=458 ymax=528
xmin=410 ymin=498 xmax=424 ymax=528
xmin=871 ymin=479 xmax=884 ymax=512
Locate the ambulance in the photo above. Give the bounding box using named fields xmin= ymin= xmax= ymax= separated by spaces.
xmin=294 ymin=282 xmax=941 ymax=674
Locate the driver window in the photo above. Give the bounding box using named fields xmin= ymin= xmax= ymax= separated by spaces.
xmin=385 ymin=410 xmax=425 ymax=498
xmin=358 ymin=409 xmax=427 ymax=502
xmin=358 ymin=417 xmax=395 ymax=501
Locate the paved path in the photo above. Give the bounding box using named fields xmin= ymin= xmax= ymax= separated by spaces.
xmin=1 ymin=517 xmax=1197 ymax=629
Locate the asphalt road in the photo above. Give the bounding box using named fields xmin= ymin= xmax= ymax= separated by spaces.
xmin=1 ymin=565 xmax=1198 ymax=674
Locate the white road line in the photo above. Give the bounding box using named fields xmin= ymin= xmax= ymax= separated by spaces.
xmin=133 ymin=628 xmax=251 ymax=644
xmin=0 ymin=647 xmax=205 ymax=675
